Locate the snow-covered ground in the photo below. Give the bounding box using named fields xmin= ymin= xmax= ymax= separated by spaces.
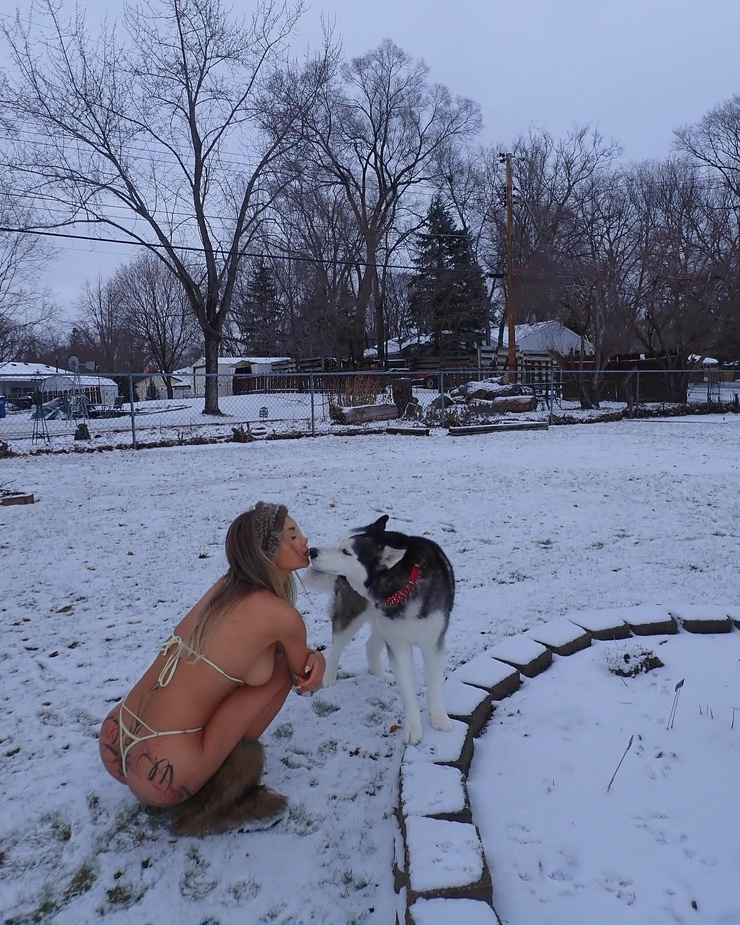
xmin=470 ymin=630 xmax=740 ymax=925
xmin=2 ymin=414 xmax=739 ymax=924
xmin=2 ymin=374 xmax=738 ymax=453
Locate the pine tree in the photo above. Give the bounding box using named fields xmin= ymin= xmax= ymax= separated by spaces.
xmin=408 ymin=196 xmax=487 ymax=349
xmin=233 ymin=260 xmax=283 ymax=355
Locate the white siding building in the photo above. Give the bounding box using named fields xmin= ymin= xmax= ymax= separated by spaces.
xmin=501 ymin=322 xmax=592 ymax=355
xmin=0 ymin=362 xmax=118 ymax=406
xmin=192 ymin=356 xmax=295 ymax=397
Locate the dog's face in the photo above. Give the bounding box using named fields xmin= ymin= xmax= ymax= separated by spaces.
xmin=309 ymin=515 xmax=406 ymax=591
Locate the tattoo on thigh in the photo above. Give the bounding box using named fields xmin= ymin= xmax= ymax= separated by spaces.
xmin=148 ymin=757 xmax=175 ymax=788
xmin=136 ymin=751 xmax=191 ymax=803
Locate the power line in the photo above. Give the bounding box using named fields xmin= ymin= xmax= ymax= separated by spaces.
xmin=0 ymin=222 xmax=491 ymax=275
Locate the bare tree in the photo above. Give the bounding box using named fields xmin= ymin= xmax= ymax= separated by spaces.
xmin=301 ymin=39 xmax=481 ymax=363
xmin=555 ymin=170 xmax=641 ymax=406
xmin=1 ymin=0 xmax=332 ymax=411
xmin=74 ymin=275 xmax=147 ymax=370
xmin=470 ymin=128 xmax=623 ymax=349
xmin=115 ymin=254 xmax=200 ymax=394
xmin=268 ymin=181 xmax=364 ymax=360
xmin=675 ymin=94 xmax=740 ymax=199
xmin=0 ymin=191 xmax=57 ymax=361
xmin=630 ymin=157 xmax=739 ymax=397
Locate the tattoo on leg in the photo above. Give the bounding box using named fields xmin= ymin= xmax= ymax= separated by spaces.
xmin=99 ymin=713 xmax=126 ymax=783
xmin=133 ymin=751 xmax=192 ymax=803
xmin=148 ymin=758 xmax=175 ymax=788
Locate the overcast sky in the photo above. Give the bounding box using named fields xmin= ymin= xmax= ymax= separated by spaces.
xmin=314 ymin=0 xmax=739 ymax=159
xmin=4 ymin=0 xmax=740 ymax=324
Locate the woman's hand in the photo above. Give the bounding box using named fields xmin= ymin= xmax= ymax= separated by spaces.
xmin=294 ymin=649 xmax=326 ymax=693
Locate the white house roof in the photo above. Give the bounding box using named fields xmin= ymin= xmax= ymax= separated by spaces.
xmin=501 ymin=321 xmax=565 ymax=346
xmin=365 ymin=334 xmax=438 ymax=358
xmin=0 ymin=362 xmax=117 ymax=388
xmin=0 ymin=361 xmax=62 ymax=378
xmin=193 ymin=356 xmax=292 ymax=368
xmin=501 ymin=320 xmax=593 ymax=353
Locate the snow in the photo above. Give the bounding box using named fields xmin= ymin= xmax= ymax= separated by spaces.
xmin=486 ymin=635 xmax=549 ymax=666
xmin=405 ymin=817 xmax=484 ymax=893
xmin=400 ymin=763 xmax=466 ymax=817
xmin=566 ymin=607 xmax=634 ymax=633
xmin=403 ymin=721 xmax=469 ymax=767
xmin=469 ymin=632 xmax=740 ymax=925
xmin=442 ymin=678 xmax=490 ymax=716
xmin=668 ymin=604 xmax=733 ymax=623
xmin=2 ymin=415 xmax=740 ymax=923
xmin=449 ymin=653 xmax=520 ymax=690
xmin=409 ymin=897 xmax=499 ymax=925
xmin=524 ymin=618 xmax=590 ymax=648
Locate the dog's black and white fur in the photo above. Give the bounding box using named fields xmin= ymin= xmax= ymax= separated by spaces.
xmin=308 ymin=515 xmax=455 ymax=744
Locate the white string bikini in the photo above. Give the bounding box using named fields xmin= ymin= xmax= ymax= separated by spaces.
xmin=118 ymin=634 xmax=244 ymax=776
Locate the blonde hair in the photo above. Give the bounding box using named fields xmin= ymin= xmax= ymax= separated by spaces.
xmin=186 ymin=504 xmax=295 ymax=655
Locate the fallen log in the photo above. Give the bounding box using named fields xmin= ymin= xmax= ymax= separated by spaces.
xmin=332 ymin=403 xmax=399 ymax=424
xmin=468 ymin=396 xmax=538 ymax=413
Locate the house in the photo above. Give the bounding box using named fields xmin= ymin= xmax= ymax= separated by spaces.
xmin=501 ymin=321 xmax=592 ymax=356
xmin=192 ymin=356 xmax=295 ymax=397
xmin=477 ymin=321 xmax=592 ymax=368
xmin=134 ymin=372 xmax=193 ymax=401
xmin=0 ymin=362 xmax=118 ymax=407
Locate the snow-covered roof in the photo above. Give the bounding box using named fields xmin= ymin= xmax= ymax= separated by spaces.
xmin=501 ymin=321 xmax=573 ymax=345
xmin=0 ymin=362 xmax=116 ymax=387
xmin=364 ymin=334 xmax=447 ymax=358
xmin=0 ymin=361 xmax=62 ymax=378
xmin=192 ymin=356 xmax=292 ymax=368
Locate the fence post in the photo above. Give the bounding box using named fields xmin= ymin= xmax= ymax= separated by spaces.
xmin=548 ymin=365 xmax=554 ymax=425
xmin=439 ymin=370 xmax=445 ymax=429
xmin=310 ymin=374 xmax=316 ymax=437
xmin=128 ymin=373 xmax=138 ymax=449
xmin=635 ymin=370 xmax=640 ymax=412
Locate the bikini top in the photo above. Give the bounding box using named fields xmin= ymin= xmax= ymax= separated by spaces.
xmin=157 ymin=634 xmax=245 ymax=688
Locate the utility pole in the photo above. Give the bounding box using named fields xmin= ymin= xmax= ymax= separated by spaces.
xmin=499 ymin=152 xmax=516 ymax=382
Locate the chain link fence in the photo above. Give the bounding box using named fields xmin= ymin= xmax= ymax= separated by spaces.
xmin=1 ymin=366 xmax=739 ymax=453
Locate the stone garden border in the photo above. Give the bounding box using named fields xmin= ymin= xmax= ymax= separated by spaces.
xmin=392 ymin=605 xmax=740 ymax=925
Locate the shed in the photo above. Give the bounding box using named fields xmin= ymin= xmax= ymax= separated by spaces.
xmin=134 ymin=373 xmax=192 ymax=401
xmin=192 ymin=356 xmax=295 ymax=397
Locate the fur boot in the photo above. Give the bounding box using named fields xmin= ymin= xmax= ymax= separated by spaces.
xmin=169 ymin=739 xmax=287 ymax=836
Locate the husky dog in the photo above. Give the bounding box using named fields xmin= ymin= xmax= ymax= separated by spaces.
xmin=308 ymin=515 xmax=455 ymax=745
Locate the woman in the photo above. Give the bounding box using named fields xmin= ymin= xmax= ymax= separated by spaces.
xmin=98 ymin=501 xmax=325 ymax=835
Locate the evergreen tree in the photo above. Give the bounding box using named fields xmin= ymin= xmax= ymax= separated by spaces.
xmin=232 ymin=260 xmax=284 ymax=356
xmin=408 ymin=196 xmax=487 ymax=349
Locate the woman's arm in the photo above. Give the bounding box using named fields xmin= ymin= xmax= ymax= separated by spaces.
xmin=271 ymin=600 xmax=325 ymax=692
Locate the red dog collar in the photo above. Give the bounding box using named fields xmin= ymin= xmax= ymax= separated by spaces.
xmin=383 ymin=564 xmax=421 ymax=607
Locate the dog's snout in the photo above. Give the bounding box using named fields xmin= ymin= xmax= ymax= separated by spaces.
xmin=309 ymin=547 xmax=318 ymax=559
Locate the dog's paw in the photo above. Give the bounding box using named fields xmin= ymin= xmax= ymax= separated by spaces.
xmin=402 ymin=721 xmax=423 ymax=745
xmin=430 ymin=712 xmax=453 ymax=733
xmin=368 ymin=666 xmax=394 ymax=684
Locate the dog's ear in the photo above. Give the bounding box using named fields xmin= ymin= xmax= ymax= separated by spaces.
xmin=367 ymin=515 xmax=389 ymax=534
xmin=378 ymin=545 xmax=405 ymax=569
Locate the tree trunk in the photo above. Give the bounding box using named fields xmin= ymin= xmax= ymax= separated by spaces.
xmin=373 ymin=264 xmax=385 ymax=366
xmin=203 ymin=331 xmax=222 ymax=415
